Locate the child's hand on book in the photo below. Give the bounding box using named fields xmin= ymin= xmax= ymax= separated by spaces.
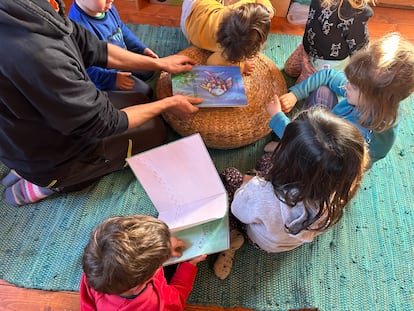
xmin=170 ymin=236 xmax=187 ymax=257
xmin=188 ymin=254 xmax=207 ymax=266
xmin=243 ymin=58 xmax=255 ymax=75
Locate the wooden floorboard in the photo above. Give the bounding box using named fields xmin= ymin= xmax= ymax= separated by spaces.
xmin=1 ymin=2 xmax=414 ymax=311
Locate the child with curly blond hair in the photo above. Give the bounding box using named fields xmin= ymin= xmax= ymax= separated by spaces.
xmin=270 ymin=32 xmax=414 ymax=165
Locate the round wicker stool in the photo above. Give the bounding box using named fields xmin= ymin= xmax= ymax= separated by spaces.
xmin=157 ymin=46 xmax=287 ymax=149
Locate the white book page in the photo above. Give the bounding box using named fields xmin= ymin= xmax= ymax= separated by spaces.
xmin=127 ymin=134 xmax=227 ymax=229
xmin=158 ymin=192 xmax=227 ymax=231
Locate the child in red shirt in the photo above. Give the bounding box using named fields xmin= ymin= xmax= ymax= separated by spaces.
xmin=80 ymin=215 xmax=206 ymax=311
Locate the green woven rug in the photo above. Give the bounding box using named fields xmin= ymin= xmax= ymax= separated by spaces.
xmin=0 ymin=25 xmax=413 ymax=311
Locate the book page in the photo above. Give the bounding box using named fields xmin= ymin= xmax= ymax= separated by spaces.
xmin=126 ymin=134 xmax=227 ymax=230
xmin=172 ymin=66 xmax=247 ymax=107
xmin=158 ymin=192 xmax=227 ymax=231
xmin=164 ymin=212 xmax=230 ymax=265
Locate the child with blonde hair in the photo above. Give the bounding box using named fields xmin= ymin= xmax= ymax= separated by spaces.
xmin=80 ymin=215 xmax=206 ymax=310
xmin=180 ymin=0 xmax=274 ymax=75
xmin=213 ymin=105 xmax=369 ymax=280
xmin=267 ymin=32 xmax=414 ymax=165
xmin=284 ymin=0 xmax=375 ymax=83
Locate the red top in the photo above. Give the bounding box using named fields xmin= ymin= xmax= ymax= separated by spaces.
xmin=80 ymin=262 xmax=198 ymax=311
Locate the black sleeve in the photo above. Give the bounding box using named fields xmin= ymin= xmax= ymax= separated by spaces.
xmin=70 ymin=20 xmax=108 ymax=69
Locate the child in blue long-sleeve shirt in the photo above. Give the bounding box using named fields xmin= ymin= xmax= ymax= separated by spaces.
xmin=68 ymin=0 xmax=157 ymax=97
xmin=264 ymin=32 xmax=414 ymax=166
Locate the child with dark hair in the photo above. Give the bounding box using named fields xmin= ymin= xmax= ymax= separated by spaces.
xmin=180 ymin=0 xmax=273 ymax=75
xmin=68 ymin=0 xmax=157 ymax=97
xmin=267 ymin=32 xmax=414 ymax=164
xmin=213 ymin=105 xmax=369 ymax=279
xmin=80 ymin=215 xmax=206 ymax=310
xmin=284 ymin=0 xmax=375 ymax=84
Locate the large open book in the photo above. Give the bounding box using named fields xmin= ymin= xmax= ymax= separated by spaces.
xmin=126 ymin=134 xmax=229 ymax=265
xmin=172 ymin=65 xmax=247 ymax=107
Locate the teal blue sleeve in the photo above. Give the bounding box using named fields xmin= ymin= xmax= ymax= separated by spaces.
xmin=269 ymin=112 xmax=290 ymax=138
xmin=289 ymin=69 xmax=348 ymax=100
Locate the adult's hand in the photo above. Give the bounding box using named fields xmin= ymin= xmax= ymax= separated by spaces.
xmin=164 ymin=95 xmax=202 ymax=117
xmin=157 ymin=55 xmax=196 ymax=74
xmin=122 ymin=95 xmax=202 ymax=129
xmin=107 ymin=43 xmax=195 ymax=73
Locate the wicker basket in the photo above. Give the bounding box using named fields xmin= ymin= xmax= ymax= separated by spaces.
xmin=157 ymin=46 xmax=287 ymax=149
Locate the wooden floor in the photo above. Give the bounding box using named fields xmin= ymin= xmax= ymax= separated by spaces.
xmin=1 ymin=3 xmax=413 ymax=311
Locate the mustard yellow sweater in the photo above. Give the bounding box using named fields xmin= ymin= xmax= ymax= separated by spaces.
xmin=184 ymin=0 xmax=273 ymax=71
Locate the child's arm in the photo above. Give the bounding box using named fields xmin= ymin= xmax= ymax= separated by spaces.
xmin=158 ymin=256 xmax=206 ymax=310
xmin=116 ymin=71 xmax=136 ymax=90
xmin=86 ymin=66 xmax=119 ymax=90
xmin=110 ymin=5 xmax=149 ymax=55
xmin=266 ymin=94 xmax=290 ymax=138
xmin=265 ymin=94 xmax=282 ymax=117
xmin=122 ymin=22 xmax=150 ymax=55
xmin=289 ymin=69 xmax=347 ymax=102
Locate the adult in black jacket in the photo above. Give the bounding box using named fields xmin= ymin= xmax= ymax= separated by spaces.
xmin=0 ymin=0 xmax=202 ymax=206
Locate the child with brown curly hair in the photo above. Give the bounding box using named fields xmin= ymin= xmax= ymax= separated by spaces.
xmin=180 ymin=0 xmax=274 ymax=75
xmin=80 ymin=215 xmax=206 ymax=310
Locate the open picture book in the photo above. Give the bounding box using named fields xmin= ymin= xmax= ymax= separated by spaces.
xmin=126 ymin=134 xmax=230 ymax=265
xmin=171 ymin=65 xmax=247 ymax=107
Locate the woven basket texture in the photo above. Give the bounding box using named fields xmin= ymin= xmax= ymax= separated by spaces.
xmin=157 ymin=46 xmax=287 ymax=149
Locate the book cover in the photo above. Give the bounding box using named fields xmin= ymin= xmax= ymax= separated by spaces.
xmin=171 ymin=65 xmax=247 ymax=107
xmin=126 ymin=134 xmax=230 ymax=264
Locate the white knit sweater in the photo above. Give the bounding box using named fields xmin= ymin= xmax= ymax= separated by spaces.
xmin=231 ymin=176 xmax=323 ymax=253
